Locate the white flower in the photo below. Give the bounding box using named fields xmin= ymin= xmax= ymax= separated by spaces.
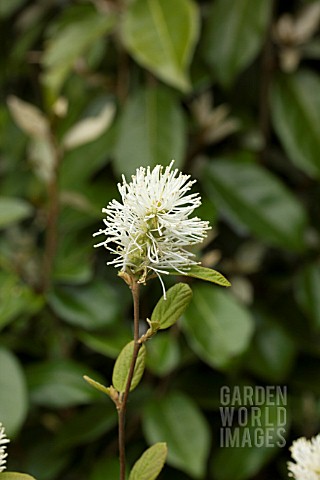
xmin=93 ymin=161 xmax=210 ymax=291
xmin=288 ymin=433 xmax=320 ymax=480
xmin=0 ymin=422 xmax=10 ymax=472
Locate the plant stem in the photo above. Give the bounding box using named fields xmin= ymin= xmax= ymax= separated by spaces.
xmin=118 ymin=279 xmax=141 ymax=480
xmin=42 ymin=133 xmax=61 ymax=292
xmin=118 ymin=403 xmax=126 ymax=480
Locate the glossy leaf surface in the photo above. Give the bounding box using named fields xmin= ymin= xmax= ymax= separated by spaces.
xmin=183 ymin=284 xmax=254 ymax=369
xmin=122 ymin=0 xmax=199 ymax=91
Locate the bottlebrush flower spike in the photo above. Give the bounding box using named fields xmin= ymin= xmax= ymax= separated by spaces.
xmin=93 ymin=161 xmax=210 ymax=293
xmin=288 ymin=433 xmax=320 ymax=480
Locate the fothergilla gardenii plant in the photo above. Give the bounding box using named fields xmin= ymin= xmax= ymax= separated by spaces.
xmin=84 ymin=161 xmax=231 ymax=480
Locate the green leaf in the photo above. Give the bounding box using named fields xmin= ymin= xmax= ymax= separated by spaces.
xmin=295 ymin=264 xmax=320 ymax=330
xmin=0 ymin=474 xmax=36 ymax=480
xmin=26 ymin=360 xmax=103 ymax=408
xmin=54 ymin=404 xmax=117 ymax=451
xmin=52 ymin=233 xmax=93 ymax=284
xmin=183 ymin=284 xmax=254 ymax=369
xmin=114 ymin=87 xmax=186 ymax=177
xmin=0 ymin=271 xmax=43 ymax=331
xmin=112 ymin=341 xmax=146 ymax=393
xmin=89 ymin=457 xmax=120 ymax=480
xmin=146 ymin=332 xmax=180 ymax=377
xmin=0 ymin=348 xmax=28 ymax=436
xmin=60 ymin=126 xmax=115 ymax=189
xmin=8 ymin=95 xmax=50 ymax=139
xmin=79 ymin=327 xmax=132 ymax=359
xmin=83 ymin=376 xmax=111 ymax=397
xmin=212 ymin=403 xmax=288 ymax=480
xmin=171 ymin=265 xmax=231 ymax=287
xmin=0 ymin=197 xmax=33 ymax=228
xmin=122 ymin=0 xmax=199 ymax=92
xmin=245 ymin=312 xmax=296 ymax=382
xmin=203 ymin=0 xmax=271 ymax=88
xmin=60 ymin=95 xmax=117 ymax=188
xmin=203 ymin=155 xmax=307 ymax=251
xmin=151 ymin=283 xmax=192 ymax=330
xmin=129 ymin=443 xmax=167 ymax=480
xmin=28 ymin=136 xmax=55 ymax=184
xmin=143 ymin=391 xmax=210 ymax=478
xmin=22 ymin=435 xmax=70 ymax=480
xmin=48 ymin=281 xmax=121 ymax=329
xmin=271 ymin=70 xmax=320 ymax=178
xmin=7 ymin=96 xmax=49 ymax=139
xmin=42 ymin=9 xmax=116 ymax=98
xmin=62 ymin=102 xmax=116 ymax=150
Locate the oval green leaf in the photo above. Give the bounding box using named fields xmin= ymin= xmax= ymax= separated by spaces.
xmin=79 ymin=326 xmax=132 ymax=359
xmin=112 ymin=341 xmax=146 ymax=393
xmin=183 ymin=284 xmax=254 ymax=369
xmin=174 ymin=265 xmax=231 ymax=287
xmin=48 ymin=281 xmax=121 ymax=329
xmin=26 ymin=360 xmax=103 ymax=408
xmin=0 ymin=197 xmax=33 ymax=229
xmin=146 ymin=332 xmax=180 ymax=377
xmin=113 ymin=87 xmax=186 ymax=178
xmin=203 ymin=155 xmax=308 ymax=251
xmin=42 ymin=9 xmax=116 ymax=98
xmin=271 ymin=70 xmax=320 ymax=178
xmin=60 ymin=114 xmax=116 ymax=189
xmin=203 ymin=0 xmax=271 ymax=88
xmin=122 ymin=0 xmax=199 ymax=91
xmin=54 ymin=404 xmax=117 ymax=451
xmin=62 ymin=102 xmax=115 ymax=150
xmin=52 ymin=233 xmax=93 ymax=284
xmin=143 ymin=391 xmax=210 ymax=479
xmin=129 ymin=443 xmax=167 ymax=480
xmin=151 ymin=283 xmax=192 ymax=330
xmin=0 ymin=474 xmax=36 ymax=480
xmin=245 ymin=312 xmax=296 ymax=382
xmin=7 ymin=95 xmax=49 ymax=138
xmin=0 ymin=348 xmax=28 ymax=436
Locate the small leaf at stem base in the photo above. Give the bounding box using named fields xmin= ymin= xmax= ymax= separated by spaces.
xmin=83 ymin=375 xmax=118 ymax=404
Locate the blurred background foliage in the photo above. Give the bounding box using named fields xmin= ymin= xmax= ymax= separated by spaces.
xmin=1 ymin=0 xmax=320 ymax=478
